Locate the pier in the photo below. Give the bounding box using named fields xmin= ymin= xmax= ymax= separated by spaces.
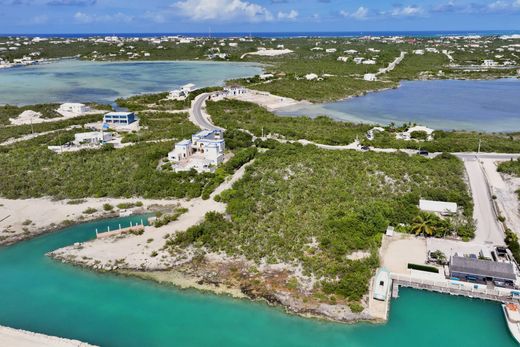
xmin=95 ymin=220 xmax=145 ymax=239
xmin=391 ymin=273 xmax=520 ymax=304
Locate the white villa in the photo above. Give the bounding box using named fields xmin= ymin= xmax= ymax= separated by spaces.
xmin=58 ymin=103 xmax=90 ymax=115
xmin=169 ymin=83 xmax=195 ymax=100
xmin=168 ymin=129 xmax=225 ymax=173
xmin=73 ymin=131 xmax=113 ymax=146
xmin=364 ymin=73 xmax=377 ymax=81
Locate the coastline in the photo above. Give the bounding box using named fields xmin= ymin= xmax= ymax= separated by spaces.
xmin=0 ymin=325 xmax=97 ymax=347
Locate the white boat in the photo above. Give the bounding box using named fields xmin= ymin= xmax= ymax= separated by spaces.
xmin=502 ymin=303 xmax=520 ymax=344
xmin=373 ymin=268 xmax=390 ymax=301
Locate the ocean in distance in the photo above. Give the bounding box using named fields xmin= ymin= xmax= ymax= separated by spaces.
xmin=0 ymin=216 xmax=516 ymax=347
xmin=5 ymin=30 xmax=520 ymax=38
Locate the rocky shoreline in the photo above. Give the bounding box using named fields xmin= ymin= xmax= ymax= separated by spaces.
xmin=48 ymin=250 xmax=378 ymax=324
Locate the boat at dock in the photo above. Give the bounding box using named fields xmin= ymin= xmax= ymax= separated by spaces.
xmin=373 ymin=268 xmax=391 ymax=301
xmin=502 ymin=303 xmax=520 ymax=344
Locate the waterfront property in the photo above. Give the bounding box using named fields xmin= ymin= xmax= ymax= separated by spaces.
xmin=449 ymin=256 xmax=517 ymax=287
xmin=57 ymin=103 xmax=90 ymax=116
xmin=103 ymin=112 xmax=136 ymax=125
xmin=167 ymin=129 xmax=225 ymax=172
xmin=169 ymin=83 xmax=196 ymax=100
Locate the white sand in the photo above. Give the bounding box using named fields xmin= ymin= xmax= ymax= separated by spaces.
xmin=481 ymin=158 xmax=520 ymax=233
xmin=0 ymin=197 xmax=177 ymax=245
xmin=10 ymin=109 xmax=103 ymax=126
xmin=240 ymin=49 xmax=293 ymax=59
xmin=380 ymin=233 xmax=427 ymax=275
xmin=220 ymin=88 xmax=310 ymax=111
xmin=49 ymin=161 xmax=254 ymax=270
xmin=0 ymin=325 xmax=96 ymax=347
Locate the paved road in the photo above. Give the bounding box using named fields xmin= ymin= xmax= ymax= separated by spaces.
xmin=458 ymin=155 xmax=506 ymax=245
xmin=190 ymin=93 xmax=222 ymax=131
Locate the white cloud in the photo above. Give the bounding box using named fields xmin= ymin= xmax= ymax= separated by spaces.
xmin=173 ymin=0 xmax=274 ymax=22
xmin=277 ymin=9 xmax=298 ymax=20
xmin=389 ymin=5 xmax=424 ymax=17
xmin=74 ymin=11 xmax=133 ymax=24
xmin=340 ymin=6 xmax=369 ymax=20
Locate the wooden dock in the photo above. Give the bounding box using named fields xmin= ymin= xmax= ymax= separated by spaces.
xmin=96 ymin=221 xmax=145 ymax=239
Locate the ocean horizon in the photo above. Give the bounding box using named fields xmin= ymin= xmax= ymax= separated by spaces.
xmin=1 ymin=30 xmax=520 ymax=38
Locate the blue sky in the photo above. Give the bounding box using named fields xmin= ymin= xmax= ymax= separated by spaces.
xmin=0 ymin=0 xmax=519 ymax=34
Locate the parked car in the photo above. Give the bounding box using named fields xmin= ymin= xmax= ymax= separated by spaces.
xmin=417 ymin=150 xmax=429 ymax=156
xmin=360 ymin=146 xmax=370 ymax=151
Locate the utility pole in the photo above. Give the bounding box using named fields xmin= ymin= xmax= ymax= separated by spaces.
xmin=478 ymin=138 xmax=481 ymax=154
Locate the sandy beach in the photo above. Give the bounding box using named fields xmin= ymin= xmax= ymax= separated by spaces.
xmin=0 ymin=325 xmax=96 ymax=347
xmin=218 ymin=88 xmax=310 ymax=111
xmin=0 ymin=197 xmax=180 ymax=246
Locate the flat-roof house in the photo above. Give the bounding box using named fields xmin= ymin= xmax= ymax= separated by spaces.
xmin=58 ymin=103 xmax=90 ymax=115
xmin=449 ymin=256 xmax=516 ymax=287
xmin=73 ymin=131 xmax=113 ymax=146
xmin=419 ymin=199 xmax=458 ymax=215
xmin=168 ymin=129 xmax=225 ymax=172
xmin=103 ymin=112 xmax=136 ymax=125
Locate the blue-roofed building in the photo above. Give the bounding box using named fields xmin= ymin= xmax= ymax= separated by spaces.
xmin=103 ymin=112 xmax=137 ymax=125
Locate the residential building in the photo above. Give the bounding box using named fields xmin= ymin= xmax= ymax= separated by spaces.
xmin=58 ymin=103 xmax=90 ymax=115
xmin=73 ymin=131 xmax=113 ymax=146
xmin=168 ymin=130 xmax=225 ymax=172
xmin=364 ymin=73 xmax=377 ymax=81
xmin=103 ymin=112 xmax=137 ymax=125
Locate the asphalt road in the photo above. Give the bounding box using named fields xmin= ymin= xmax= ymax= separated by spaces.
xmin=458 ymin=155 xmax=507 ymax=245
xmin=190 ymin=93 xmax=221 ymax=130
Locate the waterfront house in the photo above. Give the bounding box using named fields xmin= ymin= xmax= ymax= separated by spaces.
xmin=58 ymin=103 xmax=90 ymax=115
xmin=103 ymin=112 xmax=137 ymax=126
xmin=449 ymin=256 xmax=516 ymax=287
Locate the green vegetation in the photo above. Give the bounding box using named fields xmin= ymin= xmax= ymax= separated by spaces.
xmin=83 ymin=207 xmax=97 ymax=214
xmin=168 ymin=143 xmax=472 ymax=305
xmin=498 ymin=158 xmax=520 ymax=177
xmin=208 ymin=99 xmax=371 ymax=145
xmin=407 ymin=263 xmax=439 ymax=273
xmin=505 ymin=230 xmax=520 ymax=263
xmin=115 ymin=87 xmax=222 ymax=112
xmin=103 ymin=203 xmax=114 ymax=211
xmin=364 ymin=129 xmax=520 ymax=153
xmin=116 ymin=201 xmax=143 ymax=209
xmin=121 ymin=111 xmax=198 ymax=144
xmin=153 ymin=207 xmax=189 ymax=228
xmin=0 ymin=142 xmax=216 ymax=199
xmin=0 ymin=114 xmax=101 ymax=143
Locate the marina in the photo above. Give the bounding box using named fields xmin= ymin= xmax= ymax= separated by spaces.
xmin=0 ymin=217 xmax=518 ymax=347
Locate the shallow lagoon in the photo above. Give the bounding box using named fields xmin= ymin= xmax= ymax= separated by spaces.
xmin=0 ymin=59 xmax=263 ymax=105
xmin=277 ymin=78 xmax=520 ymax=132
xmin=0 ymin=217 xmax=516 ymax=347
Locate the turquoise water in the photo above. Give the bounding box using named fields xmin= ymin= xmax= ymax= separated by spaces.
xmin=0 ymin=60 xmax=263 ymax=105
xmin=0 ymin=217 xmax=516 ymax=346
xmin=277 ymin=78 xmax=520 ymax=132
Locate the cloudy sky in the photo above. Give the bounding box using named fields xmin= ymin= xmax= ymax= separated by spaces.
xmin=0 ymin=0 xmax=519 ymax=34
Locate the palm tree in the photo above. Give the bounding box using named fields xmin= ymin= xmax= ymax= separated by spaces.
xmin=411 ymin=214 xmax=436 ymax=236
